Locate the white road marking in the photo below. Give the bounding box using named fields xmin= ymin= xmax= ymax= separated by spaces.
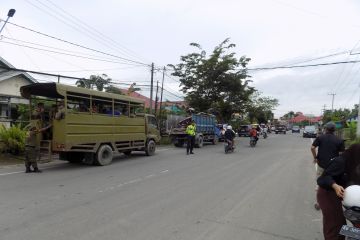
xmin=144 ymin=174 xmax=155 ymax=179
xmin=0 ymin=164 xmax=65 ymax=177
xmin=98 ymin=169 xmax=170 ymax=193
xmin=0 ymin=171 xmax=24 ymax=176
xmin=311 ymin=219 xmax=321 ymax=222
xmin=157 ymin=148 xmax=169 ymax=152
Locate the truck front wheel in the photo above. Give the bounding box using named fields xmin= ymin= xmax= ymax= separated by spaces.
xmin=145 ymin=140 xmax=156 ymax=156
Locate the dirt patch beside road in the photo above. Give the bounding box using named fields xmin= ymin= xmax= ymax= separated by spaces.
xmin=0 ymin=153 xmax=24 ymax=166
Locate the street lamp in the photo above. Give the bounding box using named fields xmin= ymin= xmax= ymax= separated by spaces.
xmin=0 ymin=9 xmax=16 ymax=35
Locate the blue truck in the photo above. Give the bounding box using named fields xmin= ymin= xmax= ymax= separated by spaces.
xmin=170 ymin=113 xmax=218 ymax=147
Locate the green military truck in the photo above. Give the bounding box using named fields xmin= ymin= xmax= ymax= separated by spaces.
xmin=20 ymin=83 xmax=160 ymax=166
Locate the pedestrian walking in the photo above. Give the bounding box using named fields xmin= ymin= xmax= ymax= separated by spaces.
xmin=186 ymin=120 xmax=196 ymax=155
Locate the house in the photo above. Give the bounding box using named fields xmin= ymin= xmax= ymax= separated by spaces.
xmin=120 ymin=88 xmax=187 ymax=111
xmin=0 ymin=56 xmax=36 ymax=127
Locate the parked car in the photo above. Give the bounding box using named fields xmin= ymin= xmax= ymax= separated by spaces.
xmin=238 ymin=125 xmax=251 ymax=137
xmin=275 ymin=125 xmax=287 ymax=134
xmin=303 ymin=125 xmax=317 ymax=138
xmin=292 ymin=125 xmax=300 ymax=133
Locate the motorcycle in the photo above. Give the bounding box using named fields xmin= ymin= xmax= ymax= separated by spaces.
xmin=224 ymin=139 xmax=234 ymax=154
xmin=340 ymin=185 xmax=360 ymax=239
xmin=339 ymin=206 xmax=360 ymax=239
xmin=250 ymin=136 xmax=257 ymax=147
xmin=262 ymin=131 xmax=268 ymax=139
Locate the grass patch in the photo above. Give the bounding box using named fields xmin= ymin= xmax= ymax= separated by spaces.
xmin=160 ymin=136 xmax=172 ymax=145
xmin=0 ymin=153 xmax=24 ymax=166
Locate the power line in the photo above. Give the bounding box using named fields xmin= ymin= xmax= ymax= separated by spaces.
xmin=42 ymin=0 xmax=149 ymax=63
xmin=0 ymin=40 xmax=146 ymax=65
xmin=1 ymin=35 xmax=139 ymax=62
xmin=5 ymin=20 xmax=149 ymax=66
xmin=247 ymin=60 xmax=360 ymax=71
xmin=0 ymin=65 xmax=184 ymax=100
xmin=280 ymin=51 xmax=349 ymax=67
xmin=23 ymin=0 xmax=146 ymax=63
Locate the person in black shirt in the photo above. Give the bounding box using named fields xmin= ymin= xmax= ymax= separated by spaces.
xmin=224 ymin=125 xmax=236 ymax=149
xmin=311 ymin=122 xmax=345 ymax=169
xmin=316 ymin=143 xmax=360 ymax=240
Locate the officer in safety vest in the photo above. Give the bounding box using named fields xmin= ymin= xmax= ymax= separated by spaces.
xmin=186 ymin=120 xmax=196 ymax=155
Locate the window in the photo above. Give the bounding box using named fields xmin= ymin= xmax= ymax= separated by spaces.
xmin=114 ymin=101 xmax=129 ymax=117
xmin=92 ymin=97 xmax=113 ymax=115
xmin=67 ymin=92 xmax=90 ymax=114
xmin=147 ymin=116 xmax=158 ymax=129
xmin=130 ymin=103 xmax=144 ymax=117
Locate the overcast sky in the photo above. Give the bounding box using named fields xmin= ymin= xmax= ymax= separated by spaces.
xmin=1 ymin=0 xmax=360 ymax=118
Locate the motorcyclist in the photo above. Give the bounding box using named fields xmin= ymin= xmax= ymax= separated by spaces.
xmin=224 ymin=125 xmax=236 ymax=149
xmin=249 ymin=125 xmax=259 ymax=142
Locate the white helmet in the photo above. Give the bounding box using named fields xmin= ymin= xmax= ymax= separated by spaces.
xmin=227 ymin=125 xmax=232 ymax=130
xmin=343 ymin=185 xmax=360 ymax=208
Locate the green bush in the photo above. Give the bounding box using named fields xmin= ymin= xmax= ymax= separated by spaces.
xmin=0 ymin=124 xmax=27 ymax=155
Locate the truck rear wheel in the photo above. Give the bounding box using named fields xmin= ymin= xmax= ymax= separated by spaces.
xmin=145 ymin=140 xmax=156 ymax=156
xmin=95 ymin=144 xmax=113 ymax=166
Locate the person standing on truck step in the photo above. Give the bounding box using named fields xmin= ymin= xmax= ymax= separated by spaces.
xmin=186 ymin=120 xmax=196 ymax=155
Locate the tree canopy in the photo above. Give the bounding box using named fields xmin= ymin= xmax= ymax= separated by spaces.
xmin=247 ymin=91 xmax=279 ymax=123
xmin=76 ymin=74 xmax=125 ymax=94
xmin=168 ymin=38 xmax=256 ymax=121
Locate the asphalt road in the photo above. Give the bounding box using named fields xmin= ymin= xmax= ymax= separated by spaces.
xmin=0 ymin=132 xmax=323 ymax=240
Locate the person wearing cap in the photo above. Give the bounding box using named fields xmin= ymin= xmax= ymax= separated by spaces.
xmin=311 ymin=122 xmax=345 ymax=174
xmin=186 ymin=120 xmax=196 ymax=155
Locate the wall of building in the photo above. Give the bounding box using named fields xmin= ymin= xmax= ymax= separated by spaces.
xmin=0 ymin=76 xmax=31 ymax=97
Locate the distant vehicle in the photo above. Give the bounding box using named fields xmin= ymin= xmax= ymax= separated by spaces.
xmin=275 ymin=125 xmax=287 ymax=134
xmin=303 ymin=125 xmax=317 ymax=138
xmin=292 ymin=125 xmax=300 ymax=133
xmin=238 ymin=125 xmax=251 ymax=137
xmin=170 ymin=113 xmax=217 ymax=147
xmin=270 ymin=126 xmax=276 ymax=131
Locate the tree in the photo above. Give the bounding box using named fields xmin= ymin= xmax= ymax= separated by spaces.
xmin=76 ymin=74 xmax=111 ymax=91
xmin=168 ymin=38 xmax=255 ymax=122
xmin=282 ymin=111 xmax=295 ymax=120
xmin=247 ymin=91 xmax=279 ymax=123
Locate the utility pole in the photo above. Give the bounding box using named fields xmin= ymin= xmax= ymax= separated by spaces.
xmin=149 ymin=63 xmax=154 ymax=114
xmin=322 ymin=104 xmax=327 ymax=115
xmin=154 ymin=80 xmax=159 ymax=115
xmin=328 ymin=93 xmax=336 ymax=113
xmin=159 ymin=67 xmax=165 ymax=127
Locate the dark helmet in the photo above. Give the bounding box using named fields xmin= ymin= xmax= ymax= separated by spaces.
xmin=325 ymin=122 xmax=336 ymax=132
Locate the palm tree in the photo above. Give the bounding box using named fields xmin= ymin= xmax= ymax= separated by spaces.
xmin=76 ymin=74 xmax=111 ymax=91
